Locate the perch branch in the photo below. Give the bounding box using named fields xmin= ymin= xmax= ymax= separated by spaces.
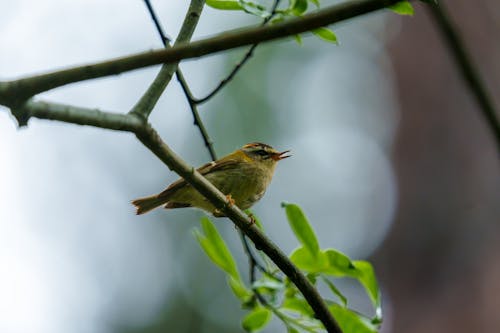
xmin=134 ymin=124 xmax=343 ymax=333
xmin=143 ymin=0 xmax=274 ymax=278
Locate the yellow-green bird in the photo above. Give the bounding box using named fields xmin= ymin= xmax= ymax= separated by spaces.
xmin=132 ymin=142 xmax=290 ymax=216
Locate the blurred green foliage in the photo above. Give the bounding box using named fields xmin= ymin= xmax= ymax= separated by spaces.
xmin=195 ymin=203 xmax=382 ymax=332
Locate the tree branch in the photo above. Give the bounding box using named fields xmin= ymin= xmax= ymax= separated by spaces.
xmin=129 ymin=0 xmax=205 ymax=119
xmin=427 ymin=2 xmax=500 ymax=152
xmin=139 ymin=0 xmax=217 ymax=159
xmin=7 ymin=99 xmax=142 ymax=131
xmin=175 ymin=69 xmax=218 ymax=160
xmin=193 ymin=0 xmax=282 ymax=105
xmin=0 ymin=0 xmax=402 ymax=100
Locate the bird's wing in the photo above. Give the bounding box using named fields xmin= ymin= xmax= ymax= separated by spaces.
xmin=156 ymin=158 xmax=240 ymax=199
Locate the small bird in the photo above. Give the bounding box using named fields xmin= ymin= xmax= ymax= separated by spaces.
xmin=132 ymin=142 xmax=290 ymax=216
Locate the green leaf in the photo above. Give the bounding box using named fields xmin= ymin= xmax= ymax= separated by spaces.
xmin=289 ymin=0 xmax=308 ymax=16
xmin=352 ymin=261 xmax=382 ymax=320
xmin=290 ymin=246 xmax=381 ymax=319
xmin=282 ymin=203 xmax=320 ymax=257
xmin=194 ymin=217 xmax=240 ymax=280
xmin=229 ymin=277 xmax=253 ymax=304
xmin=242 ymin=306 xmax=272 ymax=332
xmin=206 ymin=0 xmax=243 ymax=10
xmin=281 ymin=298 xmax=314 ymax=317
xmin=290 ymin=247 xmax=356 ymax=275
xmin=284 ymin=278 xmax=298 ymax=298
xmin=329 ymin=304 xmax=378 ymax=333
xmin=293 ymin=34 xmax=303 ymax=45
xmin=270 ymin=15 xmax=285 ymax=24
xmin=252 ymin=276 xmax=284 ymax=291
xmin=306 ymin=273 xmax=317 ymax=285
xmin=195 ymin=218 xmax=255 ymax=304
xmin=245 ymin=210 xmax=264 ymax=230
xmin=323 ymin=249 xmax=356 ymax=275
xmin=323 ymin=250 xmax=381 ymax=317
xmin=287 ymin=327 xmax=300 ymax=333
xmin=312 ymin=27 xmax=338 ymax=44
xmin=290 ymin=246 xmax=327 ymax=272
xmin=240 ymin=0 xmax=270 ymax=18
xmin=388 ymin=1 xmax=414 ymax=16
xmin=321 ymin=276 xmax=347 ymax=307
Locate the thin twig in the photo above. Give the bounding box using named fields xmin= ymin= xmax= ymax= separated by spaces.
xmin=427 ymin=2 xmax=500 ymax=152
xmin=0 ymin=0 xmax=404 ymax=100
xmin=193 ymin=0 xmax=282 ymax=105
xmin=129 ymin=0 xmax=205 ymax=119
xmin=238 ymin=226 xmax=274 ymax=278
xmin=143 ymin=0 xmax=171 ymax=45
xmin=175 ymin=69 xmax=218 ymax=160
xmin=142 ymin=0 xmax=217 ymax=159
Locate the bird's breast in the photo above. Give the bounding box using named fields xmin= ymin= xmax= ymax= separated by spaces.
xmin=207 ymin=163 xmax=275 ymax=210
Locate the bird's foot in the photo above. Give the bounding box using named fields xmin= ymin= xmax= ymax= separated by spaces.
xmin=213 ymin=194 xmax=235 ymax=217
xmin=246 ymin=211 xmax=256 ymax=225
xmin=213 ymin=209 xmax=225 ymax=217
xmin=225 ymin=194 xmax=235 ymax=207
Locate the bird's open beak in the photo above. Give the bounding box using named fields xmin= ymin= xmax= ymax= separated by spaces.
xmin=271 ymin=150 xmax=291 ymax=161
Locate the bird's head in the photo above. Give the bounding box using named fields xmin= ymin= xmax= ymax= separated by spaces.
xmin=241 ymin=142 xmax=291 ymax=167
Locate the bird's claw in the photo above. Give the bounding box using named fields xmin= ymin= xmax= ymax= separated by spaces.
xmin=225 ymin=194 xmax=235 ymax=207
xmin=246 ymin=212 xmax=256 ymax=225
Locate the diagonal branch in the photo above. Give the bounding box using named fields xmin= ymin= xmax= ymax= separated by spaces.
xmin=129 ymin=0 xmax=205 ymax=119
xmin=142 ymin=0 xmax=274 ymax=278
xmin=175 ymin=69 xmax=218 ymax=160
xmin=139 ymin=0 xmax=217 ymax=159
xmin=427 ymin=2 xmax=500 ymax=152
xmin=0 ymin=0 xmax=403 ymax=100
xmin=193 ymin=0 xmax=282 ymax=105
xmin=134 ymin=124 xmax=343 ymax=333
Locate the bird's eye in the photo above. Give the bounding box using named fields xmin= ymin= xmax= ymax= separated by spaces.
xmin=255 ymin=149 xmax=268 ymax=156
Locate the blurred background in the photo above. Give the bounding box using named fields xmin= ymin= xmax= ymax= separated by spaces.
xmin=0 ymin=0 xmax=498 ymax=332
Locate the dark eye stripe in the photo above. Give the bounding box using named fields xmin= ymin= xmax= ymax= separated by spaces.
xmin=245 ymin=142 xmax=272 ymax=148
xmin=255 ymin=149 xmax=268 ymax=156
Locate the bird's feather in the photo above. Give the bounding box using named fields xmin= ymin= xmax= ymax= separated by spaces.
xmin=156 ymin=152 xmax=249 ymax=199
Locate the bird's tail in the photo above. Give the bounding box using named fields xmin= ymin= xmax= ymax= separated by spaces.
xmin=131 ymin=195 xmax=167 ymax=215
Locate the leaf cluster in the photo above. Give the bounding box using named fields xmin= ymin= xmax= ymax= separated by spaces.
xmin=195 ymin=203 xmax=382 ymax=333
